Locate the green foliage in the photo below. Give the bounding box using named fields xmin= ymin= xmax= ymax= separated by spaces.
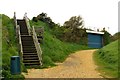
xmin=2 ymin=70 xmax=24 ymax=80
xmin=32 ymin=12 xmax=55 ymax=28
xmin=32 ymin=14 xmax=88 ymax=45
xmin=31 ymin=20 xmax=89 ymax=68
xmin=93 ymin=40 xmax=118 ymax=77
xmin=63 ymin=16 xmax=84 ymax=29
xmin=101 ymin=28 xmax=112 ymax=46
xmin=112 ymin=32 xmax=120 ymax=41
xmin=59 ymin=16 xmax=88 ymax=44
xmin=2 ymin=14 xmax=25 ymax=79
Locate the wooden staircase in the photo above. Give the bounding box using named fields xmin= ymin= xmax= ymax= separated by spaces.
xmin=14 ymin=14 xmax=42 ymax=66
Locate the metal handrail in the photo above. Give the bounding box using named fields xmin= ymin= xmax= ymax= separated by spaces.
xmin=32 ymin=26 xmax=42 ymax=65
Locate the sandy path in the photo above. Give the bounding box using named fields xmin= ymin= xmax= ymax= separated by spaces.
xmin=23 ymin=49 xmax=103 ymax=78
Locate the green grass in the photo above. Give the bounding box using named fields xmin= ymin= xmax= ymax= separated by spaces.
xmin=2 ymin=14 xmax=25 ymax=79
xmin=93 ymin=40 xmax=118 ymax=78
xmin=31 ymin=20 xmax=90 ymax=68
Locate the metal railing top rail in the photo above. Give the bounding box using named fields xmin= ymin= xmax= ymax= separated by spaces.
xmin=32 ymin=26 xmax=42 ymax=65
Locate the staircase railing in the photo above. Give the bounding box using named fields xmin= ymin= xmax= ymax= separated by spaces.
xmin=23 ymin=13 xmax=31 ymax=35
xmin=17 ymin=25 xmax=23 ymax=60
xmin=14 ymin=12 xmax=23 ymax=60
xmin=14 ymin=12 xmax=18 ymax=37
xmin=32 ymin=26 xmax=42 ymax=65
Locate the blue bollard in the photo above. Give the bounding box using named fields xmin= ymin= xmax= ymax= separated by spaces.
xmin=10 ymin=56 xmax=21 ymax=75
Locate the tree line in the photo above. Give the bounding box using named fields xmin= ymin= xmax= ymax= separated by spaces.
xmin=32 ymin=12 xmax=119 ymax=46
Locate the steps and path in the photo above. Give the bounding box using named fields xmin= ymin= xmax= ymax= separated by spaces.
xmin=23 ymin=49 xmax=103 ymax=78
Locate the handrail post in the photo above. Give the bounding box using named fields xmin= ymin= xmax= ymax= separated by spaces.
xmin=13 ymin=12 xmax=18 ymax=37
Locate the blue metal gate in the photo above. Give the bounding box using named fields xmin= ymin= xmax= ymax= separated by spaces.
xmin=88 ymin=33 xmax=103 ymax=48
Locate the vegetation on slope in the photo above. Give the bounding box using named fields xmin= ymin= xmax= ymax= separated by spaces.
xmin=32 ymin=13 xmax=88 ymax=45
xmin=30 ymin=20 xmax=90 ymax=68
xmin=93 ymin=40 xmax=118 ymax=77
xmin=112 ymin=32 xmax=120 ymax=41
xmin=2 ymin=14 xmax=25 ymax=79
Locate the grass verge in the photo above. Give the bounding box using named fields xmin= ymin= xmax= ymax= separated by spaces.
xmin=93 ymin=40 xmax=118 ymax=78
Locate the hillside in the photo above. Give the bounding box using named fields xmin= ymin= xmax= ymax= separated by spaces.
xmin=93 ymin=40 xmax=118 ymax=77
xmin=2 ymin=14 xmax=25 ymax=79
xmin=30 ymin=20 xmax=90 ymax=68
xmin=2 ymin=14 xmax=90 ymax=79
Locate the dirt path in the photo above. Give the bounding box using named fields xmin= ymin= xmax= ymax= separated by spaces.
xmin=23 ymin=49 xmax=103 ymax=78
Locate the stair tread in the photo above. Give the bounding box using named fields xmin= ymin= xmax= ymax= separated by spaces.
xmin=23 ymin=59 xmax=39 ymax=62
xmin=23 ymin=57 xmax=39 ymax=59
xmin=24 ymin=63 xmax=40 ymax=64
xmin=23 ymin=51 xmax=37 ymax=53
xmin=23 ymin=53 xmax=37 ymax=55
xmin=23 ymin=53 xmax=37 ymax=56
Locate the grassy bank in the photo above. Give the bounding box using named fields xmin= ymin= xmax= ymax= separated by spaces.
xmin=30 ymin=20 xmax=90 ymax=68
xmin=93 ymin=40 xmax=118 ymax=78
xmin=2 ymin=14 xmax=25 ymax=79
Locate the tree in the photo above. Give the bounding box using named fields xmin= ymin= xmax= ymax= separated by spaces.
xmin=32 ymin=17 xmax=38 ymax=22
xmin=32 ymin=12 xmax=55 ymax=28
xmin=63 ymin=16 xmax=84 ymax=30
xmin=101 ymin=27 xmax=112 ymax=46
xmin=61 ymin=16 xmax=87 ymax=45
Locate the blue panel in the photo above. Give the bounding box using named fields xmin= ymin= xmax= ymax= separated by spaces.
xmin=88 ymin=33 xmax=103 ymax=48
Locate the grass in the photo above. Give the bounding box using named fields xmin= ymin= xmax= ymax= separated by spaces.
xmin=2 ymin=14 xmax=25 ymax=79
xmin=93 ymin=40 xmax=118 ymax=78
xmin=31 ymin=20 xmax=90 ymax=68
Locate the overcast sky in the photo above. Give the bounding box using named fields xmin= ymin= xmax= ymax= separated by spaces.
xmin=1 ymin=0 xmax=119 ymax=35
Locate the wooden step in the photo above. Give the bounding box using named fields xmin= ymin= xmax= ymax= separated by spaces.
xmin=23 ymin=45 xmax=35 ymax=47
xmin=22 ymin=45 xmax=35 ymax=47
xmin=24 ymin=62 xmax=40 ymax=66
xmin=23 ymin=53 xmax=37 ymax=55
xmin=23 ymin=54 xmax=38 ymax=58
xmin=23 ymin=57 xmax=39 ymax=60
xmin=23 ymin=50 xmax=37 ymax=53
xmin=23 ymin=48 xmax=36 ymax=51
xmin=21 ymin=36 xmax=33 ymax=41
xmin=23 ymin=60 xmax=40 ymax=63
xmin=22 ymin=41 xmax=34 ymax=44
xmin=22 ymin=40 xmax=34 ymax=43
xmin=22 ymin=43 xmax=35 ymax=46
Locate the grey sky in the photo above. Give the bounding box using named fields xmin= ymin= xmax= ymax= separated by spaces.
xmin=1 ymin=0 xmax=119 ymax=35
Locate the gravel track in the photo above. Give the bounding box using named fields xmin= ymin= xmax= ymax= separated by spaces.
xmin=23 ymin=49 xmax=103 ymax=78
